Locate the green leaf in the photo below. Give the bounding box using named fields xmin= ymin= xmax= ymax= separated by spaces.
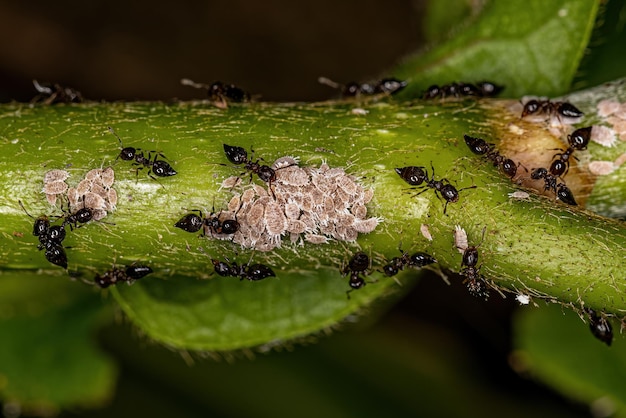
xmin=0 ymin=274 xmax=117 ymax=414
xmin=513 ymin=304 xmax=626 ymax=417
xmin=394 ymin=0 xmax=599 ymax=98
xmin=422 ymin=0 xmax=474 ymax=43
xmin=112 ymin=268 xmax=400 ymax=351
xmin=574 ymin=0 xmax=626 ymax=88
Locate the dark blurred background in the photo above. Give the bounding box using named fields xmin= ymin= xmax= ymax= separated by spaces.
xmin=4 ymin=0 xmax=624 ymax=416
xmin=0 ymin=0 xmax=423 ymax=103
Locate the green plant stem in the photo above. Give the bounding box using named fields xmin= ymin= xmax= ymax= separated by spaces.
xmin=1 ymin=83 xmax=625 ymax=350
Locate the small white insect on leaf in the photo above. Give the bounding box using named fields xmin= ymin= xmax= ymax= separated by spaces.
xmin=453 ymin=225 xmax=468 ymax=254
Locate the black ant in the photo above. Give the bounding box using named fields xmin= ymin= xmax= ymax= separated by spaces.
xmin=223 ymin=144 xmax=276 ymax=183
xmin=211 ymin=258 xmax=276 ymax=281
xmin=181 ymin=78 xmax=250 ymax=109
xmin=423 ymin=81 xmax=503 ymax=99
xmin=318 ymin=77 xmax=408 ymax=97
xmin=530 ymin=168 xmax=577 ymax=205
xmin=521 ymin=99 xmax=584 ymax=120
xmin=341 ymin=251 xmax=371 ymax=296
xmin=463 ymin=135 xmax=522 ymax=178
xmin=382 ymin=247 xmax=437 ymax=277
xmin=585 ymin=308 xmax=613 ymax=346
xmin=19 ymin=200 xmax=68 ymax=269
xmin=95 ymin=264 xmax=153 ymax=288
xmin=62 ymin=205 xmax=94 ymax=230
xmin=395 ymin=163 xmax=476 ymax=214
xmin=108 ymin=127 xmax=177 ymax=179
xmin=548 ymin=126 xmax=592 ymax=177
xmin=31 ymin=80 xmax=83 ymax=105
xmin=174 ymin=208 xmax=239 ymax=236
xmin=460 ymin=228 xmax=489 ymax=300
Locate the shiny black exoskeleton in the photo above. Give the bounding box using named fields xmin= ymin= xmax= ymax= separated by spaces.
xmin=530 ymin=168 xmax=577 ymax=205
xmin=38 ymin=225 xmax=66 ymax=247
xmin=175 ymin=210 xmax=240 ymax=236
xmin=223 ymin=144 xmax=276 ymax=183
xmin=460 ymin=246 xmax=489 ymax=300
xmin=109 ymin=127 xmax=177 ymax=179
xmin=382 ymin=249 xmax=437 ymax=277
xmin=19 ymin=200 xmax=68 ymax=269
xmin=19 ymin=200 xmax=51 ymax=237
xmin=41 ymin=241 xmax=68 ymax=269
xmin=423 ymin=81 xmax=503 ymax=99
xmin=463 ymin=135 xmax=521 ymax=178
xmin=394 ymin=166 xmax=428 ymax=186
xmin=548 ymin=126 xmax=592 ymax=177
xmin=174 ymin=213 xmax=204 ymax=233
xmin=555 ymin=184 xmax=578 ymax=206
xmin=62 ymin=207 xmax=94 ymax=230
xmin=342 ymin=251 xmax=371 ymax=291
xmin=521 ymin=100 xmax=584 ymax=120
xmin=586 ymin=308 xmax=613 ymax=346
xmin=568 ymin=126 xmax=592 ymax=150
xmin=318 ymin=77 xmax=407 ymax=98
xmin=211 ymin=259 xmax=276 ymax=281
xmin=94 ymin=264 xmax=153 ymax=288
xmin=396 ymin=163 xmax=475 ymax=214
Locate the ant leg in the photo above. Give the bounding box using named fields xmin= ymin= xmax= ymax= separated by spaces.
xmin=410 ymin=186 xmax=429 ymax=198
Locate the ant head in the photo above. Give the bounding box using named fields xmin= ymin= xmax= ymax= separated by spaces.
xmin=108 ymin=127 xmax=136 ymax=161
xmin=440 ymin=184 xmax=459 ymax=203
xmin=211 ymin=259 xmax=233 ymax=276
xmin=424 ymin=85 xmax=441 ymax=99
xmin=349 ymin=274 xmax=366 ymax=289
xmin=568 ymin=126 xmax=592 ymax=150
xmin=531 ymin=167 xmax=547 ymax=179
xmin=382 ymin=263 xmax=399 ymax=277
xmin=257 ymin=165 xmax=276 ymax=183
xmin=19 ymin=200 xmax=50 ymax=236
xmin=221 ymin=219 xmax=240 ymax=235
xmin=521 ymin=99 xmax=540 ymax=117
xmin=501 ymin=159 xmax=518 ymax=177
xmin=343 ymin=82 xmax=360 ymax=97
xmin=348 ymin=251 xmax=370 ymax=272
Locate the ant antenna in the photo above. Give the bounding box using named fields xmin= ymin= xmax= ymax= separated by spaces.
xmin=107 ymin=126 xmax=126 ymax=150
xmin=18 ymin=200 xmax=34 ymax=219
xmin=181 ymin=78 xmax=209 ymax=90
xmin=318 ymin=77 xmax=342 ymax=90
